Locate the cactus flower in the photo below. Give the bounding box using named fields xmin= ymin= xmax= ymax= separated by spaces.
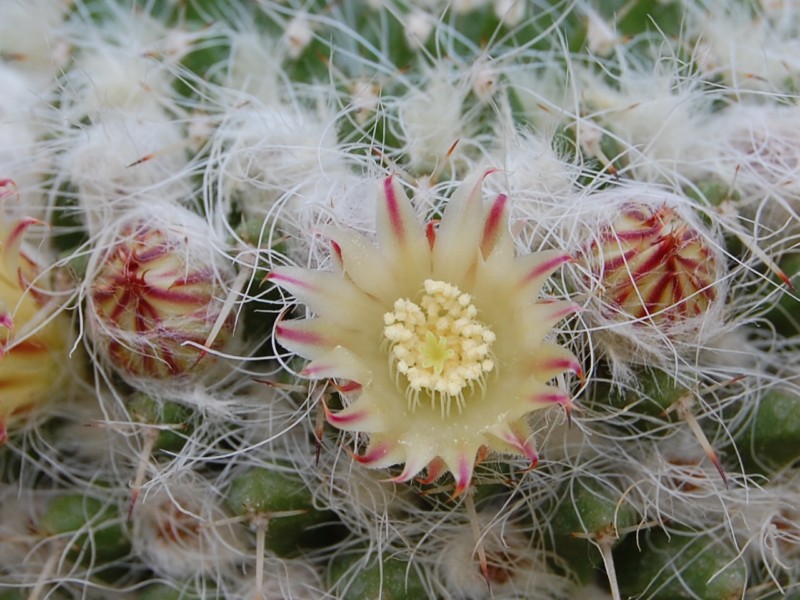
xmin=269 ymin=173 xmax=580 ymax=495
xmin=0 ymin=206 xmax=72 ymax=441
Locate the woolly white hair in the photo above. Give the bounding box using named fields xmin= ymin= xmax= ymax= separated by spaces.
xmin=0 ymin=0 xmax=71 ymax=84
xmin=131 ymin=470 xmax=247 ymax=579
xmin=693 ymin=102 xmax=800 ymax=233
xmin=231 ymin=559 xmax=325 ymax=600
xmin=685 ymin=0 xmax=800 ymax=94
xmin=64 ymin=112 xmax=192 ymax=236
xmin=207 ymin=100 xmax=349 ymax=219
xmin=428 ymin=510 xmax=578 ymax=600
xmin=575 ymin=50 xmax=717 ymax=186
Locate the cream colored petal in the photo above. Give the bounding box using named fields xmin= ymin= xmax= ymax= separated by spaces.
xmin=485 ymin=419 xmax=538 ymax=464
xmin=478 ymin=193 xmax=512 ymax=259
xmin=302 ymin=345 xmax=373 ymax=386
xmin=274 ymin=317 xmax=338 ymax=360
xmin=376 ymin=177 xmax=432 ymax=294
xmin=518 ymin=300 xmax=581 ymax=349
xmin=327 ymin=227 xmax=397 ymax=302
xmin=268 ymin=267 xmax=381 ymax=325
xmin=513 ymin=250 xmax=572 ymax=300
xmin=432 ymin=172 xmax=487 ymax=282
xmin=526 ymin=343 xmax=582 ymax=383
xmin=326 ymin=392 xmax=386 ymax=433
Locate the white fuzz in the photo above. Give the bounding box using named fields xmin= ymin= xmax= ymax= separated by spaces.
xmin=482 ymin=131 xmax=579 ymax=248
xmin=65 ymin=113 xmax=191 ymax=234
xmin=577 ymin=61 xmax=714 ymax=183
xmin=0 ymin=0 xmax=71 ymax=83
xmin=58 ymin=5 xmax=196 ymax=121
xmin=431 ymin=513 xmax=578 ymax=599
xmin=279 ymin=172 xmax=384 ymax=269
xmin=494 ymin=0 xmax=526 ymax=28
xmin=728 ymin=472 xmax=800 ymax=584
xmin=233 ymin=559 xmax=324 ymax=600
xmin=210 ymin=102 xmax=347 ymax=217
xmin=131 ymin=473 xmax=246 ymax=579
xmin=405 ymin=9 xmax=435 ymax=50
xmin=686 ymin=1 xmax=800 ymax=92
xmin=694 ymin=103 xmax=800 ymax=231
xmin=284 ymin=15 xmax=314 ymax=60
xmin=225 ymin=30 xmax=286 ymax=102
xmin=398 ymin=70 xmax=466 ymax=171
xmin=0 ymin=64 xmax=56 ymax=218
xmin=470 ymin=59 xmax=499 ymax=103
xmin=582 ymin=4 xmax=620 ymax=57
xmin=349 ymin=77 xmax=381 ymax=124
xmin=61 ymin=50 xmax=173 ymax=119
xmin=0 ymin=485 xmax=50 ymax=569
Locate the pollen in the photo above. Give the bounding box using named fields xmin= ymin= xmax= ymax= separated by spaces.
xmin=383 ymin=279 xmax=495 ymax=415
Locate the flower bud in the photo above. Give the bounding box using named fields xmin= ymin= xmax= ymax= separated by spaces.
xmin=88 ymin=206 xmax=234 ymax=380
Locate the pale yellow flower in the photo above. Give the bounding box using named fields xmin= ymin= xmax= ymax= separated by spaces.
xmin=0 ymin=208 xmax=72 ymax=441
xmin=269 ymin=173 xmax=580 ymax=494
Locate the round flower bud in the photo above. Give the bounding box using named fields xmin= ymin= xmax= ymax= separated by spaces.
xmin=87 ymin=204 xmax=234 ymax=381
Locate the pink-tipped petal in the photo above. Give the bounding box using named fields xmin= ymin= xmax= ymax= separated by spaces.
xmin=521 ymin=301 xmax=582 ymax=348
xmin=480 ymin=193 xmax=509 ymax=258
xmin=324 ymin=394 xmax=384 ymax=433
xmin=275 ymin=318 xmax=334 ymax=360
xmin=330 ymin=240 xmax=344 ymax=273
xmin=301 ymin=346 xmax=372 ymax=385
xmin=515 ymin=251 xmax=573 ymax=298
xmin=433 ymin=171 xmax=496 ymax=281
xmin=376 ymin=177 xmax=431 ymax=290
xmin=328 ymin=228 xmax=397 ymax=301
xmin=418 ymin=457 xmax=447 ymax=485
xmin=353 ymin=440 xmax=403 ymax=469
xmin=450 ymin=452 xmax=476 ymax=498
xmin=487 ymin=421 xmax=539 ymax=466
xmin=268 ymin=267 xmax=379 ymax=324
xmin=528 ymin=343 xmax=582 ymax=383
xmin=388 ymin=449 xmax=435 ymax=484
xmin=425 ymin=220 xmax=438 ymax=250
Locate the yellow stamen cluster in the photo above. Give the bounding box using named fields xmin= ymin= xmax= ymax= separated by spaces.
xmin=383 ymin=279 xmax=495 ymax=415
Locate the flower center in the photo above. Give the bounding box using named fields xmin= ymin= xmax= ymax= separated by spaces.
xmin=383 ymin=279 xmax=495 ymax=416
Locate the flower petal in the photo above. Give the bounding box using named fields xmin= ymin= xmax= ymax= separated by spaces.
xmin=353 ymin=437 xmax=404 ymax=468
xmin=274 ymin=317 xmax=335 ymax=360
xmin=485 ymin=420 xmax=539 ymax=465
xmin=514 ymin=250 xmax=572 ymax=299
xmin=527 ymin=343 xmax=582 ymax=383
xmin=519 ymin=300 xmax=581 ymax=349
xmin=327 ymin=227 xmax=397 ymax=301
xmin=301 ymin=345 xmax=372 ymax=386
xmin=447 ymin=449 xmax=477 ymax=498
xmin=268 ymin=267 xmax=380 ymax=324
xmin=325 ymin=392 xmax=385 ymax=433
xmin=433 ymin=172 xmax=490 ymax=281
xmin=389 ymin=446 xmax=437 ymax=484
xmin=479 ymin=193 xmax=510 ymax=259
xmin=376 ymin=176 xmax=431 ymax=291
